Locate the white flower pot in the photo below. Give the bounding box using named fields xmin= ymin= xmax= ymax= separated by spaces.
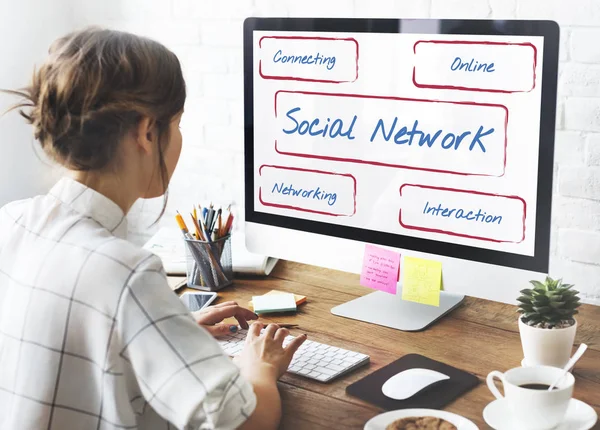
xmin=518 ymin=317 xmax=577 ymax=368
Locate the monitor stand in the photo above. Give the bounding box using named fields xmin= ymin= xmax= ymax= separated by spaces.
xmin=331 ymin=289 xmax=465 ymax=332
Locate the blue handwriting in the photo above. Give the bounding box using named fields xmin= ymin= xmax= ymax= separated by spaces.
xmin=283 ymin=107 xmax=357 ymax=140
xmin=272 ymin=182 xmax=337 ymax=206
xmin=450 ymin=57 xmax=495 ymax=73
xmin=273 ymin=50 xmax=336 ymax=70
xmin=370 ymin=118 xmax=493 ymax=152
xmin=423 ymin=201 xmax=502 ymax=224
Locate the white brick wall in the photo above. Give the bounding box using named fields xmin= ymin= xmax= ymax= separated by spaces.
xmin=68 ymin=0 xmax=600 ymax=304
xmin=570 ymin=29 xmax=600 ymax=63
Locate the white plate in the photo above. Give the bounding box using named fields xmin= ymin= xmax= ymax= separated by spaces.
xmin=364 ymin=409 xmax=479 ymax=430
xmin=483 ymin=398 xmax=598 ymax=430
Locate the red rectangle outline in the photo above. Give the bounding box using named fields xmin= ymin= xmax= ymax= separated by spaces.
xmin=412 ymin=40 xmax=537 ymax=94
xmin=274 ymin=90 xmax=508 ymax=177
xmin=258 ymin=164 xmax=357 ymax=217
xmin=398 ymin=184 xmax=526 ymax=243
xmin=259 ymin=36 xmax=359 ymax=84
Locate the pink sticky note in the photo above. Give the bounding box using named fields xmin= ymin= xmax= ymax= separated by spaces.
xmin=360 ymin=244 xmax=400 ymax=294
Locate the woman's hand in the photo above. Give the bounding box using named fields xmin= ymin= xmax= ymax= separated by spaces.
xmin=234 ymin=322 xmax=307 ymax=381
xmin=193 ymin=301 xmax=258 ymax=337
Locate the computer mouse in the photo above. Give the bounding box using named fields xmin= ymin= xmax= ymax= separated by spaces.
xmin=382 ymin=368 xmax=450 ymax=400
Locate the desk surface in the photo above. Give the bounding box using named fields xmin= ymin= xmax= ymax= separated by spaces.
xmin=170 ymin=261 xmax=600 ymax=430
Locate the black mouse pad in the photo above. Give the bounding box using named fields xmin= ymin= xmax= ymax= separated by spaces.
xmin=346 ymin=354 xmax=479 ymax=410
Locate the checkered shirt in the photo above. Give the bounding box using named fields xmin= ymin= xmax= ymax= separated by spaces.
xmin=0 ymin=177 xmax=256 ymax=429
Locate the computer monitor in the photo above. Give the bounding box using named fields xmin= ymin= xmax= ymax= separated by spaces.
xmin=243 ymin=18 xmax=559 ymax=331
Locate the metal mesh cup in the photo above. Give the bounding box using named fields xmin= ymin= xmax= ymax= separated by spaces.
xmin=184 ymin=235 xmax=233 ymax=291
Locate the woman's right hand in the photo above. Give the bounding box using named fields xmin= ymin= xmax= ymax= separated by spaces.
xmin=233 ymin=322 xmax=307 ymax=382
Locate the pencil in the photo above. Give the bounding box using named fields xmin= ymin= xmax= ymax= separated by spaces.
xmin=223 ymin=206 xmax=231 ymax=234
xmin=190 ymin=212 xmax=204 ymax=240
xmin=175 ymin=211 xmax=192 ymax=239
xmin=216 ymin=209 xmax=222 ymax=238
xmin=225 ymin=213 xmax=234 ymax=235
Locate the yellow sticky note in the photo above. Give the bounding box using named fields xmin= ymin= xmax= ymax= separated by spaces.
xmin=402 ymin=256 xmax=442 ymax=307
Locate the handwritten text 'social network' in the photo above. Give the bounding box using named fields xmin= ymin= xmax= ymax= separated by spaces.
xmin=282 ymin=107 xmax=495 ymax=153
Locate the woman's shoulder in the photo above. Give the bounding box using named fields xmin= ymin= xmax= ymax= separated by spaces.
xmin=97 ymin=235 xmax=165 ymax=276
xmin=0 ymin=198 xmax=33 ymax=241
xmin=0 ymin=197 xmax=31 ymax=218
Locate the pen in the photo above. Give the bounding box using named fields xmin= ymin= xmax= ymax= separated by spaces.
xmin=206 ymin=205 xmax=215 ymax=233
xmin=256 ymin=323 xmax=299 ymax=329
xmin=275 ymin=324 xmax=299 ymax=328
xmin=198 ymin=212 xmax=212 ymax=242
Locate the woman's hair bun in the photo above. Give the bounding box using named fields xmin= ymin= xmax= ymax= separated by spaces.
xmin=5 ymin=27 xmax=186 ymax=171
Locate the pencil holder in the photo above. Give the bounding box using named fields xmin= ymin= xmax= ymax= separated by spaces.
xmin=184 ymin=235 xmax=233 ymax=291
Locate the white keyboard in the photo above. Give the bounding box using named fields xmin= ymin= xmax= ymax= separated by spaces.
xmin=217 ymin=329 xmax=370 ymax=382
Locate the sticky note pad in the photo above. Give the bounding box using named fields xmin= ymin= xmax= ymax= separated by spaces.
xmin=402 ymin=256 xmax=442 ymax=307
xmin=248 ymin=290 xmax=306 ymax=311
xmin=252 ymin=293 xmax=297 ymax=315
xmin=360 ymin=244 xmax=400 ymax=294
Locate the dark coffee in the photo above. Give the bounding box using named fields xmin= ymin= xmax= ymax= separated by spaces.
xmin=519 ymin=383 xmax=555 ymax=390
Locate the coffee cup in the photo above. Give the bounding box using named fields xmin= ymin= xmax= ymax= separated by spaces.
xmin=486 ymin=365 xmax=574 ymax=430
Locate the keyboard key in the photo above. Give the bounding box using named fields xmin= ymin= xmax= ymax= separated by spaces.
xmin=325 ymin=363 xmax=345 ymax=372
xmin=314 ymin=366 xmax=336 ymax=376
xmin=308 ymin=371 xmax=322 ymax=379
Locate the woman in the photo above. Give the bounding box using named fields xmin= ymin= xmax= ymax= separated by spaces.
xmin=0 ymin=28 xmax=305 ymax=430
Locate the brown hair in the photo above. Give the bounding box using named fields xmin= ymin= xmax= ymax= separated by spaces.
xmin=4 ymin=27 xmax=186 ymax=214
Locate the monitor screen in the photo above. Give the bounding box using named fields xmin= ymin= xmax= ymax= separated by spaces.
xmin=244 ymin=19 xmax=559 ymax=273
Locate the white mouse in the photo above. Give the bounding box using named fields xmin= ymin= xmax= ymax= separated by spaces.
xmin=382 ymin=368 xmax=450 ymax=400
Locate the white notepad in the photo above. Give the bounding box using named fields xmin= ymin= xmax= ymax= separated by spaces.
xmin=143 ymin=227 xmax=278 ymax=276
xmin=252 ymin=293 xmax=297 ymax=315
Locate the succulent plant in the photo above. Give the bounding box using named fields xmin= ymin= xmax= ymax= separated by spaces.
xmin=517 ymin=276 xmax=581 ymax=328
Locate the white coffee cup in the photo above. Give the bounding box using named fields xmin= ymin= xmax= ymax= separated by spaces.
xmin=486 ymin=365 xmax=574 ymax=430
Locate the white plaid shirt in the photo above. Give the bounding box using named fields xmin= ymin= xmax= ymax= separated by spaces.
xmin=0 ymin=177 xmax=256 ymax=430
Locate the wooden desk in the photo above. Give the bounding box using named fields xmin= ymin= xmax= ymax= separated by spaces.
xmin=171 ymin=261 xmax=600 ymax=429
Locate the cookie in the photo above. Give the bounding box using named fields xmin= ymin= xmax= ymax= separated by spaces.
xmin=385 ymin=416 xmax=457 ymax=430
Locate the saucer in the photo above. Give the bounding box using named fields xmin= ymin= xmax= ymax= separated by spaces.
xmin=483 ymin=398 xmax=597 ymax=430
xmin=365 ymin=408 xmax=478 ymax=430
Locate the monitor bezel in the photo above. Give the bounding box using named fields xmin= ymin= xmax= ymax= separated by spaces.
xmin=243 ymin=18 xmax=559 ymax=273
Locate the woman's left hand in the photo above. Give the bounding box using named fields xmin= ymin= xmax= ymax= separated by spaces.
xmin=193 ymin=301 xmax=258 ymax=337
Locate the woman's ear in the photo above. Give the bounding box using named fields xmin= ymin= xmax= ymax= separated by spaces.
xmin=135 ymin=116 xmax=157 ymax=155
